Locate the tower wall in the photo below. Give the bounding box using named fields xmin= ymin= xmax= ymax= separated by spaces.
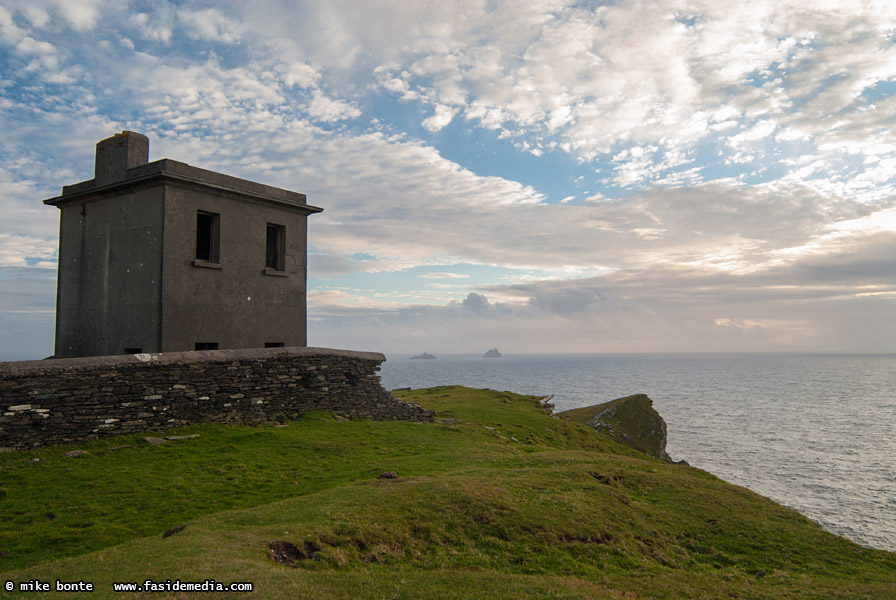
xmin=160 ymin=181 xmax=310 ymax=351
xmin=53 ymin=186 xmax=165 ymax=357
xmin=45 ymin=133 xmax=321 ymax=357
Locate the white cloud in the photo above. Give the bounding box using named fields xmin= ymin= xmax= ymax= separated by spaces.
xmin=306 ymin=91 xmax=361 ymax=122
xmin=178 ymin=7 xmax=243 ymax=44
xmin=0 ymin=233 xmax=56 ymax=268
xmin=21 ymin=6 xmax=50 ymax=28
xmin=51 ymin=0 xmax=104 ymax=31
xmin=421 ymin=103 xmax=457 ymax=132
xmin=2 ymin=0 xmax=107 ymax=32
xmin=421 ymin=273 xmax=471 ymax=279
xmin=129 ymin=10 xmax=173 ymax=43
xmin=728 ymin=119 xmax=777 ymax=147
xmin=344 ymin=0 xmax=896 ymax=189
xmin=1 ymin=0 xmax=895 ymax=356
xmin=275 ymin=58 xmax=320 ymax=89
xmin=310 ymin=237 xmax=896 ymax=352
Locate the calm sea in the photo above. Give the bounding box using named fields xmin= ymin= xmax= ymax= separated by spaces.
xmin=378 ymin=353 xmax=896 ymax=553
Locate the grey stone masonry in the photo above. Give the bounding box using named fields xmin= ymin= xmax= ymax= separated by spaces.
xmin=44 ymin=131 xmax=323 ymax=358
xmin=0 ymin=347 xmax=432 ymax=449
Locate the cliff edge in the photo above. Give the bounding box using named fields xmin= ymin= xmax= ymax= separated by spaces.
xmin=556 ymin=393 xmax=669 ymax=460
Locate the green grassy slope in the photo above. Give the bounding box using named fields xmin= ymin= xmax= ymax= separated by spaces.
xmin=1 ymin=386 xmax=894 ymax=599
xmin=556 ymin=394 xmax=669 ymax=459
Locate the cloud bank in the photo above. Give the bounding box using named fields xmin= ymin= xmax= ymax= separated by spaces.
xmin=0 ymin=0 xmax=894 ymax=357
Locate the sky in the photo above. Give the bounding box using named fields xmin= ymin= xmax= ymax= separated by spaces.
xmin=1 ymin=0 xmax=895 ymax=360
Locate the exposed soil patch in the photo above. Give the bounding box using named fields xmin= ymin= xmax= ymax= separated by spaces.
xmin=162 ymin=524 xmax=186 ymax=538
xmin=590 ymin=472 xmax=625 ymax=486
xmin=267 ymin=540 xmax=321 ymax=566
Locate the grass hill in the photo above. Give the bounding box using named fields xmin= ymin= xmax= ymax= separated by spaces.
xmin=1 ymin=386 xmax=894 ymax=598
xmin=556 ymin=394 xmax=670 ymax=460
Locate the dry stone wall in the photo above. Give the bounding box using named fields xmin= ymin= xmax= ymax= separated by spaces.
xmin=0 ymin=347 xmax=432 ymax=449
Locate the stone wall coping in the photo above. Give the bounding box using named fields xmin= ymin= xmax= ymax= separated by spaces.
xmin=0 ymin=346 xmax=386 ymax=376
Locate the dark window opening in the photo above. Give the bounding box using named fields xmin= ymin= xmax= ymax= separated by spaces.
xmin=265 ymin=342 xmax=285 ymax=348
xmin=196 ymin=211 xmax=220 ymax=263
xmin=124 ymin=347 xmax=142 ymax=354
xmin=266 ymin=223 xmax=285 ymax=271
xmin=195 ymin=342 xmax=219 ymax=351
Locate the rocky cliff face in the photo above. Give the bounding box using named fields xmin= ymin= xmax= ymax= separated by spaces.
xmin=556 ymin=394 xmax=669 ymax=460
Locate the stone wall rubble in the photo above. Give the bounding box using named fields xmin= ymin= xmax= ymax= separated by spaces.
xmin=0 ymin=347 xmax=432 ymax=449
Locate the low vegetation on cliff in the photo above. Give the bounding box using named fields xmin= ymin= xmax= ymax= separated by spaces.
xmin=557 ymin=394 xmax=670 ymax=460
xmin=1 ymin=386 xmax=893 ymax=598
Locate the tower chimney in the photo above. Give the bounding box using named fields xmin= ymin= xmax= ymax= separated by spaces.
xmin=94 ymin=131 xmax=149 ymax=186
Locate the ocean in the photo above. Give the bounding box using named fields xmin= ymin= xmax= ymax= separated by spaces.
xmin=378 ymin=353 xmax=896 ymax=553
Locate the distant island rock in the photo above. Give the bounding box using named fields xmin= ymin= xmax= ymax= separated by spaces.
xmin=482 ymin=348 xmax=503 ymax=358
xmin=410 ymin=352 xmax=437 ymax=360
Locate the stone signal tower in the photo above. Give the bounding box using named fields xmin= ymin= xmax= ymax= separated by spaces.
xmin=44 ymin=132 xmax=322 ymax=358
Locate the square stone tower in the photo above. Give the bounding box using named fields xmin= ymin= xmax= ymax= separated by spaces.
xmin=44 ymin=131 xmax=323 ymax=357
